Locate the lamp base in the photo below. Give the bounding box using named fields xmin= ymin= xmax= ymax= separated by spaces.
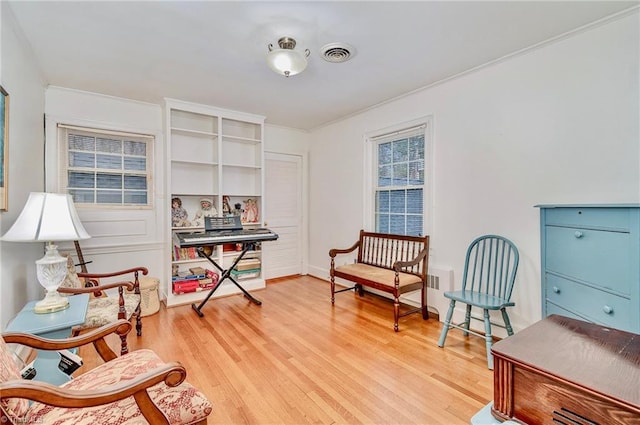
xmin=33 ymin=293 xmax=70 ymax=314
xmin=34 ymin=243 xmax=70 ymax=314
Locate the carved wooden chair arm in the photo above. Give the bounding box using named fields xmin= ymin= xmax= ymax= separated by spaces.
xmin=2 ymin=320 xmax=131 ymax=362
xmin=0 ymin=362 xmax=186 ymax=425
xmin=59 ymin=281 xmax=135 ymax=294
xmin=329 ymin=240 xmax=360 ymax=258
xmin=78 ymin=267 xmax=149 ymax=280
xmin=393 ymin=248 xmax=429 ymax=271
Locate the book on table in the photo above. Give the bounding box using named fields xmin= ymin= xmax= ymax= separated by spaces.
xmin=58 ymin=349 xmax=83 ymax=375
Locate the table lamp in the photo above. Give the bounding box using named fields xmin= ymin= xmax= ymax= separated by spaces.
xmin=1 ymin=192 xmax=90 ymax=313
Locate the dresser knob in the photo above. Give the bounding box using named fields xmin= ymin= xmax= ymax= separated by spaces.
xmin=603 ymin=305 xmax=613 ymax=314
xmin=553 ymin=286 xmax=560 ymax=294
xmin=574 ymin=231 xmax=583 ymax=238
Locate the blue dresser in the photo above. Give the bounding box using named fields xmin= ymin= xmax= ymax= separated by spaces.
xmin=537 ymin=205 xmax=640 ymax=334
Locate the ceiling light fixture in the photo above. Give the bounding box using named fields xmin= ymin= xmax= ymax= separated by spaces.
xmin=267 ymin=37 xmax=310 ymax=77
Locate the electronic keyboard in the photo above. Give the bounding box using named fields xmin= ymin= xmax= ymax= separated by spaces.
xmin=174 ymin=227 xmax=278 ymax=247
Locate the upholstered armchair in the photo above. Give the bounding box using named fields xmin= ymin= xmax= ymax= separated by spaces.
xmin=58 ymin=254 xmax=148 ymax=355
xmin=0 ymin=319 xmax=212 ymax=424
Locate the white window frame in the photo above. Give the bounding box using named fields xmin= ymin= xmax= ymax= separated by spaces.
xmin=364 ymin=116 xmax=433 ymax=236
xmin=58 ymin=124 xmax=154 ymax=208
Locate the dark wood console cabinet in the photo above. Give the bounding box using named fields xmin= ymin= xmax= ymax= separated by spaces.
xmin=491 ymin=315 xmax=640 ymax=424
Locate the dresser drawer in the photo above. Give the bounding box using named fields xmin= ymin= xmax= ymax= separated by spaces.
xmin=546 ymin=274 xmax=632 ymax=331
xmin=544 ymin=207 xmax=631 ymax=231
xmin=545 ymin=302 xmax=588 ymax=322
xmin=545 ymin=226 xmax=631 ymax=295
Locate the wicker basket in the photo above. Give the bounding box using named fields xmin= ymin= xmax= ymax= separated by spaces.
xmin=136 ymin=276 xmax=160 ymax=317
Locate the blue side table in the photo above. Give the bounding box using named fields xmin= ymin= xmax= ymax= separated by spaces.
xmin=471 ymin=403 xmax=519 ymax=425
xmin=6 ymin=293 xmax=89 ymax=386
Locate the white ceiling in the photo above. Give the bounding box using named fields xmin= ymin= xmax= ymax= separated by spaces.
xmin=7 ymin=1 xmax=638 ymax=130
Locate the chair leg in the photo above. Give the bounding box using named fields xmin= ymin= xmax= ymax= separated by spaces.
xmin=135 ymin=306 xmax=143 ymax=337
xmin=438 ymin=300 xmax=456 ymax=347
xmin=463 ymin=304 xmax=472 ymax=336
xmin=501 ymin=308 xmax=514 ymax=336
xmin=119 ymin=332 xmax=129 ymax=356
xmin=483 ymin=309 xmax=494 ymax=370
xmin=393 ymin=295 xmax=400 ymax=332
xmin=421 ymin=285 xmax=428 ymax=320
xmin=330 ymin=272 xmax=336 ymax=304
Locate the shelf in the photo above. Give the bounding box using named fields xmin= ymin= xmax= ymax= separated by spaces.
xmin=172 ymin=159 xmax=218 ymax=166
xmin=222 ymin=163 xmax=261 ymax=169
xmin=172 ymin=258 xmax=207 ymax=265
xmin=165 ymin=278 xmax=265 ymax=307
xmin=165 ymin=100 xmax=265 ymax=308
xmin=222 ymin=134 xmax=261 ymax=144
xmin=223 ymin=250 xmax=261 ymax=258
xmin=172 ymin=127 xmax=218 ymax=138
xmin=172 ymin=226 xmax=205 ymax=231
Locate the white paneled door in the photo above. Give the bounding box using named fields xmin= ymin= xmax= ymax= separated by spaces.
xmin=262 ymin=152 xmax=303 ymax=279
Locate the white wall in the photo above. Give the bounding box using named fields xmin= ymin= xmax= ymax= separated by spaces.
xmin=30 ymin=89 xmax=310 ymax=306
xmin=0 ymin=3 xmax=47 ymax=328
xmin=44 ymin=87 xmax=166 ymax=285
xmin=264 ymin=124 xmax=310 ymax=154
xmin=308 ymin=12 xmax=640 ymax=334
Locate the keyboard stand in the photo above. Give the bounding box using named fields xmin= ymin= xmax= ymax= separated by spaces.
xmin=191 ymin=245 xmax=262 ymax=317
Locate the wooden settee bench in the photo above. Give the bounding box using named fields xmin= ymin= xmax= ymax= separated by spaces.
xmin=329 ymin=230 xmax=430 ymax=331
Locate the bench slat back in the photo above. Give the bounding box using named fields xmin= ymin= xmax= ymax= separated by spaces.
xmin=358 ymin=231 xmax=428 ymax=278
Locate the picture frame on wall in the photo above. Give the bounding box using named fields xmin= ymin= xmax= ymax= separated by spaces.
xmin=0 ymin=85 xmax=8 ymax=211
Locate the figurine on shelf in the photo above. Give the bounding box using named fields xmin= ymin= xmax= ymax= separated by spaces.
xmin=192 ymin=197 xmax=217 ymax=227
xmin=171 ymin=197 xmax=191 ymax=227
xmin=222 ymin=195 xmax=232 ymax=216
xmin=233 ymin=203 xmax=243 ymax=217
xmin=242 ymin=198 xmax=259 ymax=223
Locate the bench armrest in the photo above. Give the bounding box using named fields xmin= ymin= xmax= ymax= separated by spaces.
xmin=393 ymin=248 xmax=428 ymax=272
xmin=329 ymin=240 xmax=360 ymax=258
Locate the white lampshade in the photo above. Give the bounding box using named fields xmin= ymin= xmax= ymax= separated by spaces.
xmin=2 ymin=192 xmax=90 ymax=313
xmin=2 ymin=192 xmax=90 ymax=242
xmin=266 ymin=37 xmax=310 ymax=77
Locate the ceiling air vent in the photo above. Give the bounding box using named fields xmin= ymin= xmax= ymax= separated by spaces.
xmin=320 ymin=42 xmax=355 ymax=63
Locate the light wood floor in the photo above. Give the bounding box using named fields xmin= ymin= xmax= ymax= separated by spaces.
xmin=79 ymin=275 xmax=493 ymax=425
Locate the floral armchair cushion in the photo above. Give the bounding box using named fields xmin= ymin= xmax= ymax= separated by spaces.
xmin=59 ymin=254 xmax=141 ymax=330
xmin=78 ymin=294 xmax=140 ymax=331
xmin=26 ymin=348 xmax=212 ymax=424
xmin=0 ymin=337 xmax=29 ymax=422
xmin=1 ymin=343 xmax=212 ymax=425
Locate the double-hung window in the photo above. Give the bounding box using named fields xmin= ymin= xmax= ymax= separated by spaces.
xmin=371 ymin=122 xmax=429 ymax=237
xmin=59 ymin=125 xmax=153 ymax=206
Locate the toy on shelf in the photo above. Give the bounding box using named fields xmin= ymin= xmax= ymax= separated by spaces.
xmin=222 ymin=195 xmax=232 ymax=216
xmin=192 ymin=197 xmax=217 ymax=227
xmin=171 ymin=197 xmax=191 ymax=227
xmin=242 ymin=198 xmax=259 ymax=223
xmin=233 ymin=202 xmax=243 ymax=217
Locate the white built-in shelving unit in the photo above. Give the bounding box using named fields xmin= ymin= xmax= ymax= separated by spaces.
xmin=164 ymin=99 xmax=265 ymax=307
